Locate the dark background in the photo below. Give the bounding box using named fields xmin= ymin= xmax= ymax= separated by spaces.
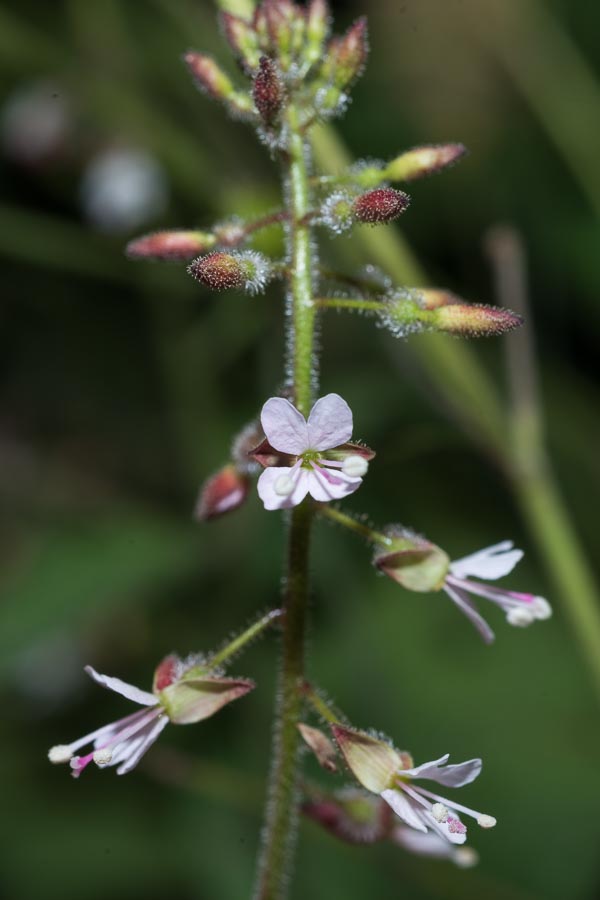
xmin=2 ymin=1 xmax=599 ymax=898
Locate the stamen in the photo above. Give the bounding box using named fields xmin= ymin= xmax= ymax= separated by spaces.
xmin=454 ymin=847 xmax=479 ymax=868
xmin=506 ymin=607 xmax=535 ymax=627
xmin=447 ymin=816 xmax=467 ymax=835
xmin=477 ymin=814 xmax=497 ymax=829
xmin=431 ymin=802 xmax=449 ymax=823
xmin=412 ymin=783 xmax=496 ymax=828
xmin=533 ymin=597 xmax=552 ymax=620
xmin=341 ymin=455 xmax=368 ymax=477
xmin=93 ymin=748 xmax=113 ymax=766
xmin=48 ymin=745 xmax=73 ymax=764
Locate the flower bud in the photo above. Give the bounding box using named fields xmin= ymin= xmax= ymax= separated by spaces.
xmin=126 ymin=230 xmax=216 ymax=261
xmin=153 ymin=654 xmax=182 ymax=692
xmin=306 ymin=0 xmax=330 ymax=64
xmin=253 ymin=56 xmax=284 ymax=125
xmin=188 ymin=250 xmax=272 ymax=294
xmin=221 ymin=12 xmax=262 ymax=71
xmin=184 ymin=51 xmax=253 ymax=117
xmin=332 ymin=726 xmax=401 ymax=794
xmin=353 ymin=188 xmax=410 ymax=225
xmin=298 ymin=723 xmax=338 ymax=772
xmin=374 ymin=528 xmax=450 ymax=592
xmin=385 ymin=144 xmax=467 ymax=182
xmin=160 ymin=675 xmax=254 ymax=724
xmin=417 ymin=288 xmax=462 ymax=310
xmin=433 ymin=303 xmax=523 ymax=337
xmin=327 ymin=17 xmax=368 ymax=89
xmin=194 ymin=464 xmax=250 ymax=522
xmin=263 ymin=0 xmax=297 ymax=65
xmin=303 ymin=787 xmax=391 ymax=845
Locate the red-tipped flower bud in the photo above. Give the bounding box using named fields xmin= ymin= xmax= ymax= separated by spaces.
xmin=126 ymin=230 xmax=216 ymax=261
xmin=221 ymin=12 xmax=261 ymax=71
xmin=188 ymin=250 xmax=272 ymax=294
xmin=434 ymin=303 xmax=523 ymax=337
xmin=385 ymin=144 xmax=467 ymax=182
xmin=194 ymin=464 xmax=250 ymax=522
xmin=353 ymin=188 xmax=410 ymax=225
xmin=253 ymin=56 xmax=284 ymax=124
xmin=303 ymin=788 xmax=391 ymax=845
xmin=330 ymin=17 xmax=368 ymax=89
xmin=417 ymin=289 xmax=462 ymax=310
xmin=306 ymin=0 xmax=330 ymax=64
xmin=184 ymin=51 xmax=234 ymax=100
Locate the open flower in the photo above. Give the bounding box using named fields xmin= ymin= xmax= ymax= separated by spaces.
xmin=443 ymin=541 xmax=552 ymax=644
xmin=332 ymin=726 xmax=495 ymax=850
xmin=375 ymin=532 xmax=551 ymax=644
xmin=48 ymin=656 xmax=253 ymax=777
xmin=253 ymin=393 xmax=373 ymax=510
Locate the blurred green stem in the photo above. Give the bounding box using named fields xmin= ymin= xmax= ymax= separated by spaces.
xmin=253 ymin=104 xmax=317 ymax=900
xmin=487 ymin=227 xmax=600 ymax=696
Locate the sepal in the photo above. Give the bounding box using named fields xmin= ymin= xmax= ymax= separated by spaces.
xmin=374 ymin=528 xmax=450 ymax=592
xmin=384 ymin=144 xmax=467 ymax=182
xmin=184 ymin=51 xmax=254 ymax=117
xmin=253 ymin=56 xmax=284 ymax=125
xmin=188 ymin=250 xmax=273 ymax=294
xmin=221 ymin=12 xmax=262 ymax=71
xmin=332 ymin=726 xmax=401 ymax=793
xmin=433 ymin=303 xmax=523 ymax=336
xmin=194 ymin=464 xmax=251 ymax=521
xmin=298 ymin=723 xmax=338 ymax=772
xmin=160 ymin=676 xmax=254 ymax=724
xmin=303 ymin=787 xmax=392 ymax=845
xmin=353 ymin=188 xmax=410 ymax=225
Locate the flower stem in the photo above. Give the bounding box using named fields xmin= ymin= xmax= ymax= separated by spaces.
xmin=316 ymin=297 xmax=387 ymax=314
xmin=206 ymin=609 xmax=283 ymax=671
xmin=253 ymin=103 xmax=318 ymax=899
xmin=318 ymin=504 xmax=392 ymax=546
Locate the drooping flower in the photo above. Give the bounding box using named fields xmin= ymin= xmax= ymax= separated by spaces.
xmin=375 ymin=531 xmax=551 ymax=644
xmin=252 ymin=393 xmax=374 ymax=510
xmin=443 ymin=541 xmax=552 ymax=644
xmin=48 ymin=657 xmax=253 ymax=777
xmin=332 ymin=726 xmax=495 ymax=850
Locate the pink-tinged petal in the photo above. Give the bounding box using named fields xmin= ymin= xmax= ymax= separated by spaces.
xmin=406 ymin=756 xmax=482 ymax=788
xmin=84 ymin=666 xmax=157 ymax=706
xmin=381 ymin=788 xmax=428 ymax=832
xmin=116 ymin=715 xmax=169 ymax=775
xmin=306 ymin=393 xmax=353 ymax=451
xmin=257 ymin=467 xmax=310 ymax=510
xmin=307 ymin=466 xmax=362 ymax=503
xmin=449 ymin=541 xmax=523 ymax=580
xmin=443 ymin=585 xmax=495 ymax=644
xmin=260 ymin=397 xmax=308 ymax=454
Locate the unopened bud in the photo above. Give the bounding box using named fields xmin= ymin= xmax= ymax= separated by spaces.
xmin=253 ymin=56 xmax=284 ymax=125
xmin=195 ymin=464 xmax=250 ymax=522
xmin=303 ymin=788 xmax=391 ymax=845
xmin=385 ymin=144 xmax=467 ymax=182
xmin=329 ymin=17 xmax=368 ymax=89
xmin=221 ymin=12 xmax=261 ymax=71
xmin=417 ymin=289 xmax=462 ymax=310
xmin=353 ymin=188 xmax=410 ymax=225
xmin=332 ymin=725 xmax=401 ymax=794
xmin=264 ymin=0 xmax=297 ymax=65
xmin=184 ymin=51 xmax=253 ymax=117
xmin=306 ymin=0 xmax=330 ymax=65
xmin=374 ymin=528 xmax=450 ymax=592
xmin=433 ymin=303 xmax=523 ymax=337
xmin=126 ymin=230 xmax=216 ymax=261
xmin=188 ymin=250 xmax=272 ymax=294
xmin=298 ymin=723 xmax=338 ymax=772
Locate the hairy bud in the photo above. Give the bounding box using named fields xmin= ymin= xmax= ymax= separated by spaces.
xmin=303 ymin=787 xmax=391 ymax=845
xmin=385 ymin=143 xmax=467 ymax=182
xmin=306 ymin=0 xmax=330 ymax=65
xmin=184 ymin=51 xmax=253 ymax=117
xmin=253 ymin=56 xmax=284 ymax=124
xmin=194 ymin=464 xmax=250 ymax=522
xmin=353 ymin=188 xmax=410 ymax=225
xmin=126 ymin=230 xmax=216 ymax=261
xmin=417 ymin=288 xmax=462 ymax=310
xmin=434 ymin=303 xmax=523 ymax=337
xmin=188 ymin=250 xmax=272 ymax=294
xmin=329 ymin=17 xmax=368 ymax=89
xmin=221 ymin=12 xmax=262 ymax=71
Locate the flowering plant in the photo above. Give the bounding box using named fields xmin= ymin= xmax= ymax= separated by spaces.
xmin=49 ymin=2 xmax=553 ymax=897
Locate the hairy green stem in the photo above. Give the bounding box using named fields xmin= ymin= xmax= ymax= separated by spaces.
xmin=253 ymin=103 xmax=317 ymax=899
xmin=319 ymin=505 xmax=391 ymax=546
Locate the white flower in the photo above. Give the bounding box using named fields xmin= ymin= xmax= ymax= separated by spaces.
xmin=444 ymin=541 xmax=552 ymax=644
xmin=256 ymin=393 xmax=372 ymax=510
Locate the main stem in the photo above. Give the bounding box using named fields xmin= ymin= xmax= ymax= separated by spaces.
xmin=253 ymin=104 xmax=317 ymax=899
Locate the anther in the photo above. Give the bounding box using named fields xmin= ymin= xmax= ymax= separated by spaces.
xmin=477 ymin=814 xmax=497 ymax=829
xmin=506 ymin=607 xmax=535 ymax=627
xmin=274 ymin=474 xmax=296 ymax=497
xmin=93 ymin=748 xmax=113 ymax=766
xmin=431 ymin=802 xmax=449 ymax=823
xmin=48 ymin=745 xmax=73 ymax=764
xmin=342 ymin=455 xmax=369 ymax=478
